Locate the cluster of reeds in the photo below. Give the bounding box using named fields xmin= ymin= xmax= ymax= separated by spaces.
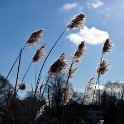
xmin=3 ymin=29 xmax=47 ymax=123
xmin=33 ymin=13 xmax=87 ymax=120
xmin=6 ymin=29 xmax=45 ymax=80
xmin=3 ymin=11 xmax=115 ymax=124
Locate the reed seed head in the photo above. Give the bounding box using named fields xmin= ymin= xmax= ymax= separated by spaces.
xmin=67 ymin=12 xmax=86 ymax=29
xmin=32 ymin=43 xmax=46 ymax=62
xmin=63 ymin=85 xmax=72 ymax=105
xmin=72 ymin=41 xmax=86 ymax=63
xmin=10 ymin=89 xmax=15 ymax=95
xmin=97 ymin=59 xmax=110 ymax=76
xmin=87 ymin=77 xmax=95 ymax=90
xmin=48 ymin=52 xmax=68 ymax=75
xmin=26 ymin=29 xmax=45 ymax=47
xmin=85 ymin=93 xmax=93 ymax=99
xmin=102 ymin=39 xmax=113 ymax=54
xmin=69 ymin=67 xmax=78 ymax=78
xmin=98 ymin=120 xmax=104 ymax=124
xmin=35 ymin=104 xmax=46 ymax=121
xmin=17 ymin=82 xmax=26 ymax=90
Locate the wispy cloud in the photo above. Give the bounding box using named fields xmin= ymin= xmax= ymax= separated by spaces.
xmin=67 ymin=26 xmax=109 ymax=45
xmin=59 ymin=3 xmax=79 ymax=12
xmin=87 ymin=0 xmax=104 ymax=9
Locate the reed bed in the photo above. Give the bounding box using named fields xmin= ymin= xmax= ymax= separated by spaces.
xmin=0 ymin=11 xmax=117 ymax=124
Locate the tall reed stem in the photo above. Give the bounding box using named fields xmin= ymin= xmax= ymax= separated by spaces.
xmin=14 ymin=48 xmax=22 ymax=95
xmin=66 ymin=62 xmax=74 ymax=88
xmin=21 ymin=61 xmax=33 ymax=82
xmin=40 ymin=75 xmax=50 ymax=98
xmin=6 ymin=44 xmax=26 ymax=79
xmin=36 ymin=27 xmax=67 ymax=87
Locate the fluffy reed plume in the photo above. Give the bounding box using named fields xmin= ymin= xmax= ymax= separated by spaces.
xmin=98 ymin=120 xmax=104 ymax=124
xmin=63 ymin=84 xmax=72 ymax=105
xmin=26 ymin=29 xmax=45 ymax=47
xmin=72 ymin=41 xmax=86 ymax=63
xmin=48 ymin=52 xmax=68 ymax=75
xmin=87 ymin=77 xmax=95 ymax=91
xmin=97 ymin=59 xmax=110 ymax=76
xmin=85 ymin=93 xmax=93 ymax=99
xmin=32 ymin=43 xmax=46 ymax=62
xmin=67 ymin=12 xmax=86 ymax=29
xmin=17 ymin=82 xmax=26 ymax=90
xmin=83 ymin=77 xmax=95 ymax=103
xmin=35 ymin=104 xmax=46 ymax=121
xmin=102 ymin=39 xmax=113 ymax=54
xmin=10 ymin=89 xmax=15 ymax=95
xmin=68 ymin=67 xmax=78 ymax=78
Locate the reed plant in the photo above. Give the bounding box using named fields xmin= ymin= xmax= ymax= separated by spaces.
xmin=21 ymin=43 xmax=46 ymax=82
xmin=92 ymin=38 xmax=113 ymax=104
xmin=66 ymin=41 xmax=86 ymax=89
xmin=36 ymin=12 xmax=86 ymax=94
xmin=6 ymin=29 xmax=45 ymax=79
xmin=1 ymin=10 xmax=117 ymax=124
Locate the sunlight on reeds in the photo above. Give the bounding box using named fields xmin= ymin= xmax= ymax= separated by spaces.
xmin=32 ymin=43 xmax=46 ymax=62
xmin=97 ymin=58 xmax=110 ymax=76
xmin=26 ymin=29 xmax=45 ymax=47
xmin=67 ymin=12 xmax=86 ymax=29
xmin=102 ymin=39 xmax=113 ymax=54
xmin=63 ymin=84 xmax=72 ymax=105
xmin=1 ymin=10 xmax=119 ymax=124
xmin=35 ymin=104 xmax=46 ymax=121
xmin=48 ymin=52 xmax=68 ymax=75
xmin=72 ymin=41 xmax=86 ymax=63
xmin=17 ymin=82 xmax=26 ymax=90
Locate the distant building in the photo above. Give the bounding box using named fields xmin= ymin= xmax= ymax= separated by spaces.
xmin=22 ymin=91 xmax=46 ymax=124
xmin=82 ymin=105 xmax=105 ymax=124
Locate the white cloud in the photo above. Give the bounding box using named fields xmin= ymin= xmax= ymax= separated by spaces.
xmin=88 ymin=0 xmax=104 ymax=9
xmin=67 ymin=26 xmax=109 ymax=45
xmin=59 ymin=3 xmax=79 ymax=11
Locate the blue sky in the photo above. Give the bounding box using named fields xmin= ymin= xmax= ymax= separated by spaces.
xmin=0 ymin=0 xmax=124 ymax=97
